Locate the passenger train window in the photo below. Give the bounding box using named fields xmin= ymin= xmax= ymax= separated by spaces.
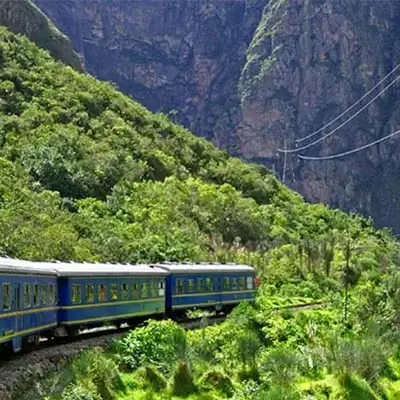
xmin=3 ymin=283 xmax=10 ymax=311
xmin=132 ymin=283 xmax=139 ymax=299
xmin=239 ymin=277 xmax=245 ymax=290
xmin=232 ymin=278 xmax=238 ymax=290
xmin=49 ymin=284 xmax=56 ymax=305
xmin=158 ymin=281 xmax=165 ymax=297
xmin=151 ymin=281 xmax=158 ymax=298
xmin=86 ymin=284 xmax=94 ymax=303
xmin=110 ymin=284 xmax=118 ymax=300
xmin=141 ymin=283 xmax=148 ymax=298
xmin=205 ymin=278 xmax=212 ymax=292
xmin=23 ymin=283 xmax=30 ymax=308
xmin=33 ymin=284 xmax=39 ymax=306
xmin=176 ymin=279 xmax=184 ymax=294
xmin=246 ymin=277 xmax=253 ymax=290
xmin=72 ymin=285 xmax=81 ymax=303
xmin=223 ymin=278 xmax=230 ymax=291
xmin=41 ymin=283 xmax=47 ymax=305
xmin=98 ymin=284 xmax=106 ymax=302
xmin=197 ymin=278 xmax=203 ymax=293
xmin=121 ymin=283 xmax=129 ymax=300
xmin=187 ymin=279 xmax=195 ymax=292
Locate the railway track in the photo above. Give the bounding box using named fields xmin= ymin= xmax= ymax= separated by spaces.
xmin=273 ymin=300 xmax=326 ymax=312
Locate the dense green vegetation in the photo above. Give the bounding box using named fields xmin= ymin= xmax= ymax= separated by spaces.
xmin=2 ymin=26 xmax=400 ymax=399
xmin=41 ymin=305 xmax=400 ymax=400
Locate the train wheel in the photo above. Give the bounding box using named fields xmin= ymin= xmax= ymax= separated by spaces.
xmin=67 ymin=327 xmax=79 ymax=337
xmin=23 ymin=333 xmax=40 ymax=350
xmin=0 ymin=341 xmax=13 ymax=358
xmin=43 ymin=331 xmax=55 ymax=341
xmin=116 ymin=321 xmax=124 ymax=329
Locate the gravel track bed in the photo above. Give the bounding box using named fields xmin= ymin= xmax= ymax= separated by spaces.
xmin=0 ymin=316 xmax=225 ymax=400
xmin=0 ymin=331 xmax=125 ymax=400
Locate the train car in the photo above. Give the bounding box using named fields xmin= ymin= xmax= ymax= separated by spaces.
xmin=47 ymin=262 xmax=168 ymax=334
xmin=152 ymin=262 xmax=256 ymax=316
xmin=0 ymin=257 xmax=58 ymax=353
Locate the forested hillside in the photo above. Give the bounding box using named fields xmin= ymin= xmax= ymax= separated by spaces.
xmin=0 ymin=23 xmax=396 ymax=273
xmin=3 ymin=26 xmax=400 ymax=400
xmin=0 ymin=25 xmax=394 ymax=270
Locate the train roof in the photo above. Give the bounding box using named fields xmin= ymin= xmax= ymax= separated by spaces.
xmin=40 ymin=261 xmax=168 ymax=277
xmin=0 ymin=257 xmax=168 ymax=277
xmin=0 ymin=258 xmax=254 ymax=277
xmin=0 ymin=257 xmax=57 ymax=276
xmin=151 ymin=262 xmax=254 ymax=274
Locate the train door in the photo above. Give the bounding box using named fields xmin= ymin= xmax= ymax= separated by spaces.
xmin=12 ymin=283 xmax=22 ymax=352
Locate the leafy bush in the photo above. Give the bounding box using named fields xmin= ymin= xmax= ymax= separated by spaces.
xmin=61 ymin=384 xmax=99 ymax=400
xmin=323 ymin=328 xmax=397 ymax=383
xmin=336 ymin=372 xmax=379 ymax=399
xmin=116 ymin=320 xmax=187 ymax=373
xmin=172 ymin=361 xmax=197 ymax=397
xmin=236 ymin=330 xmax=260 ymax=370
xmin=135 ymin=366 xmax=167 ymax=392
xmin=198 ymin=368 xmax=235 ymax=397
xmin=231 ymin=380 xmax=265 ymax=400
xmin=70 ymin=347 xmax=125 ymax=400
xmin=259 ymin=347 xmax=300 ymax=388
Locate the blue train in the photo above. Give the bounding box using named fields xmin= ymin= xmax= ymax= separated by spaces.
xmin=0 ymin=257 xmax=257 ymax=353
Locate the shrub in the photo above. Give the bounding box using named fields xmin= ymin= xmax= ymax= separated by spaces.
xmin=71 ymin=347 xmax=125 ymax=400
xmin=336 ymin=372 xmax=379 ymax=399
xmin=116 ymin=320 xmax=187 ymax=373
xmin=137 ymin=365 xmax=167 ymax=392
xmin=61 ymin=384 xmax=99 ymax=400
xmin=198 ymin=368 xmax=235 ymax=397
xmin=172 ymin=361 xmax=197 ymax=397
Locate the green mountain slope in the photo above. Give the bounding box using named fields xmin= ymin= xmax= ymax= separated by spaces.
xmin=0 ymin=26 xmax=397 ymax=296
xmin=0 ymin=0 xmax=83 ymax=72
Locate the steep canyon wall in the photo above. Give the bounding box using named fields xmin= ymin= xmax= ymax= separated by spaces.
xmin=33 ymin=0 xmax=400 ymax=231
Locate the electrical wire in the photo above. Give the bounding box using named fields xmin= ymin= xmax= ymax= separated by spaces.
xmin=296 ymin=63 xmax=400 ymax=143
xmin=297 ymin=128 xmax=400 ymax=161
xmin=277 ymin=73 xmax=400 ymax=154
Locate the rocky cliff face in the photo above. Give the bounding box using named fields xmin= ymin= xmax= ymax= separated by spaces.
xmin=33 ymin=0 xmax=400 ymax=232
xmin=0 ymin=0 xmax=83 ymax=71
xmin=238 ymin=0 xmax=400 ymax=232
xmin=33 ymin=0 xmax=265 ymax=150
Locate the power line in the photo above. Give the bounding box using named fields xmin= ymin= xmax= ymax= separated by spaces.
xmin=298 ymin=128 xmax=400 ymax=161
xmin=296 ymin=63 xmax=400 ymax=143
xmin=278 ymin=73 xmax=400 ymax=154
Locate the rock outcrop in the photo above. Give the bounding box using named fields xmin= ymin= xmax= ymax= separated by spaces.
xmin=33 ymin=0 xmax=400 ymax=231
xmin=0 ymin=0 xmax=83 ymax=71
